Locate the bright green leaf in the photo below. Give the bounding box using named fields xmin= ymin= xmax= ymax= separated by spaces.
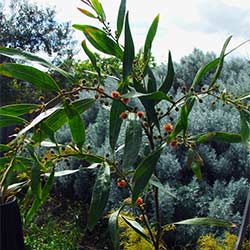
xmin=81 ymin=40 xmax=100 ymax=76
xmin=0 ymin=63 xmax=61 ymax=92
xmin=0 ymin=104 xmax=38 ymax=116
xmin=0 ymin=47 xmax=75 ymax=83
xmin=64 ymin=102 xmax=85 ymax=150
xmin=88 ymin=162 xmax=111 ymax=231
xmin=0 ymin=144 xmax=10 ymax=152
xmin=90 ymin=0 xmax=106 ymax=20
xmin=73 ymin=25 xmax=123 ymax=59
xmin=144 ymin=14 xmax=160 ymax=61
xmin=123 ymin=12 xmax=135 ymax=80
xmin=0 ymin=114 xmax=27 ymax=128
xmin=195 ymin=132 xmax=242 ymax=144
xmin=209 ymin=36 xmax=232 ymax=88
xmin=158 ymin=51 xmax=175 ymax=94
xmin=117 ymin=0 xmax=126 ymax=38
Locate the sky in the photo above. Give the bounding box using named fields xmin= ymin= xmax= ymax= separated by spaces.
xmin=27 ymin=0 xmax=250 ymax=62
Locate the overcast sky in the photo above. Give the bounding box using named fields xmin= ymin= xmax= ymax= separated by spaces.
xmin=29 ymin=0 xmax=250 ymax=62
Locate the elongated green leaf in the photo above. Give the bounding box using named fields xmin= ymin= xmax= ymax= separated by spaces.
xmin=25 ymin=197 xmax=41 ymax=223
xmin=0 ymin=144 xmax=10 ymax=152
xmin=82 ymin=40 xmax=100 ymax=76
xmin=123 ymin=12 xmax=135 ymax=80
xmin=174 ymin=217 xmax=236 ymax=227
xmin=109 ymin=100 xmax=126 ymax=151
xmin=31 ymin=99 xmax=95 ymax=143
xmin=209 ymin=36 xmax=232 ymax=88
xmin=50 ymin=169 xmax=79 ymax=177
xmin=90 ymin=0 xmax=105 ymax=20
xmin=31 ymin=162 xmax=41 ymax=199
xmin=240 ymin=110 xmax=250 ymax=147
xmin=122 ymin=119 xmax=142 ymax=170
xmin=0 ymin=63 xmax=60 ymax=92
xmin=18 ymin=106 xmax=62 ymax=136
xmin=147 ymin=67 xmax=157 ymax=93
xmin=122 ymin=216 xmax=151 ymax=243
xmin=88 ymin=162 xmax=111 ymax=230
xmin=149 ymin=175 xmax=176 ymax=198
xmin=0 ymin=114 xmax=27 ymax=128
xmin=41 ymin=168 xmax=55 ymax=203
xmin=169 ymin=96 xmax=196 ymax=141
xmin=77 ymin=7 xmax=97 ymax=18
xmin=0 ymin=47 xmax=75 ymax=83
xmin=117 ymin=0 xmax=126 ymax=38
xmin=191 ymin=162 xmax=202 ymax=180
xmin=64 ymin=102 xmax=85 ymax=150
xmin=158 ymin=51 xmax=174 ymax=94
xmin=195 ymin=132 xmax=242 ymax=144
xmin=132 ymin=145 xmax=164 ymax=203
xmin=0 ymin=104 xmax=38 ymax=116
xmin=191 ymin=58 xmax=220 ymax=89
xmin=73 ymin=25 xmax=123 ymax=59
xmin=109 ymin=206 xmax=124 ymax=250
xmin=144 ymin=14 xmax=160 ymax=61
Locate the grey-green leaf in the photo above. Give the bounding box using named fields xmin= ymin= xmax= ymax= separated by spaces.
xmin=122 ymin=119 xmax=142 ymax=170
xmin=240 ymin=110 xmax=250 ymax=147
xmin=87 ymin=162 xmax=111 ymax=231
xmin=132 ymin=145 xmax=164 ymax=203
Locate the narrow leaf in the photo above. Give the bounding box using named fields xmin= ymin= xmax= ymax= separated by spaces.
xmin=191 ymin=58 xmax=220 ymax=89
xmin=88 ymin=162 xmax=111 ymax=230
xmin=41 ymin=168 xmax=55 ymax=203
xmin=77 ymin=7 xmax=97 ymax=18
xmin=109 ymin=206 xmax=124 ymax=250
xmin=45 ymin=169 xmax=79 ymax=177
xmin=149 ymin=175 xmax=176 ymax=198
xmin=73 ymin=25 xmax=123 ymax=59
xmin=0 ymin=63 xmax=60 ymax=92
xmin=0 ymin=114 xmax=27 ymax=128
xmin=64 ymin=102 xmax=85 ymax=149
xmin=123 ymin=12 xmax=135 ymax=80
xmin=144 ymin=14 xmax=160 ymax=61
xmin=82 ymin=40 xmax=100 ymax=76
xmin=109 ymin=100 xmax=126 ymax=151
xmin=195 ymin=132 xmax=242 ymax=144
xmin=209 ymin=36 xmax=232 ymax=88
xmin=90 ymin=0 xmax=105 ymax=20
xmin=147 ymin=67 xmax=157 ymax=93
xmin=122 ymin=119 xmax=142 ymax=170
xmin=158 ymin=51 xmax=174 ymax=94
xmin=122 ymin=216 xmax=151 ymax=243
xmin=0 ymin=144 xmax=10 ymax=152
xmin=191 ymin=162 xmax=202 ymax=180
xmin=240 ymin=110 xmax=250 ymax=147
xmin=0 ymin=47 xmax=75 ymax=83
xmin=117 ymin=0 xmax=126 ymax=38
xmin=0 ymin=104 xmax=38 ymax=116
xmin=132 ymin=145 xmax=164 ymax=203
xmin=174 ymin=217 xmax=236 ymax=227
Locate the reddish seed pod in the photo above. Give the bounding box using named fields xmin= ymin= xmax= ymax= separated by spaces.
xmin=117 ymin=179 xmax=127 ymax=188
xmin=119 ymin=112 xmax=128 ymax=120
xmin=121 ymin=98 xmax=129 ymax=104
xmin=111 ymin=90 xmax=120 ymax=99
xmin=136 ymin=197 xmax=143 ymax=205
xmin=139 ymin=214 xmax=145 ymax=221
xmin=137 ymin=111 xmax=144 ymax=118
xmin=163 ymin=123 xmax=174 ymax=132
xmin=124 ymin=197 xmax=132 ymax=205
xmin=170 ymin=139 xmax=178 ymax=147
